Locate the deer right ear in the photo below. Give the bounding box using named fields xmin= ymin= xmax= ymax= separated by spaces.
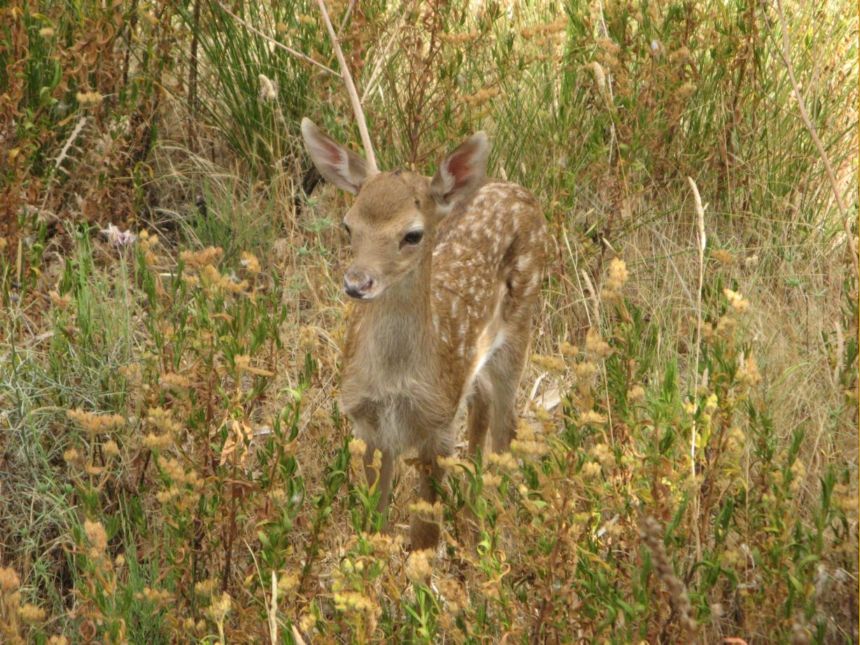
xmin=301 ymin=118 xmax=370 ymax=195
xmin=430 ymin=131 xmax=489 ymax=209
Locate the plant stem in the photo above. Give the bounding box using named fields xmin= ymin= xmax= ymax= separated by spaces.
xmin=314 ymin=0 xmax=378 ymax=172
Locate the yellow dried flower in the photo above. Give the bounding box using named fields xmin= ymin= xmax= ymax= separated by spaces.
xmin=437 ymin=455 xmax=470 ymax=470
xmin=141 ymin=587 xmax=172 ymax=604
xmin=298 ymin=325 xmax=318 ymax=351
xmin=103 ymin=440 xmax=120 ymax=457
xmin=486 ymin=451 xmax=517 ymax=470
xmin=277 ymin=572 xmax=299 ymax=593
xmin=704 ymin=393 xmax=718 ymax=412
xmin=669 ymin=47 xmax=691 ymax=64
xmin=18 ymin=603 xmax=46 ymax=623
xmin=627 ymin=385 xmax=645 ymax=402
xmin=580 ymin=410 xmax=607 ymax=425
xmin=585 ymin=328 xmax=612 ymax=358
xmin=155 ymin=488 xmax=175 ymax=505
xmin=268 ymin=488 xmax=288 ymax=506
xmin=560 ymin=341 xmax=579 ymax=356
xmin=712 ymin=249 xmax=734 ymax=265
xmin=405 ymin=549 xmax=434 ymax=583
xmin=510 ymin=438 xmax=548 ymax=457
xmin=438 ymin=577 xmax=467 ymax=613
xmin=49 ymin=290 xmax=71 ymax=309
xmin=84 ymin=519 xmax=108 ymax=554
xmin=833 ymin=482 xmax=854 ymax=516
xmin=606 ymin=257 xmax=629 ymax=291
xmin=0 ymin=566 xmax=21 ymax=591
xmin=143 ymin=433 xmax=172 ymax=450
xmin=582 ymin=461 xmax=602 ymax=479
xmin=725 ymin=426 xmax=745 ymax=454
xmin=482 ymin=472 xmax=502 ymax=487
xmin=590 ymin=442 xmax=613 ymax=466
xmin=716 ymin=314 xmax=736 ymax=336
xmin=299 ymin=613 xmax=317 ymax=633
xmin=333 ymin=590 xmax=374 ymax=613
xmin=206 ymin=591 xmax=232 ymax=623
xmin=738 ymin=353 xmax=761 ymax=386
xmin=180 ymin=246 xmax=223 ymax=268
xmin=532 ymin=353 xmax=566 ymax=372
xmin=240 ymin=251 xmax=261 ymax=274
xmin=347 ymin=438 xmax=366 ymax=461
xmin=588 ymin=61 xmax=607 ymax=96
xmin=67 ymin=409 xmax=125 ymax=435
xmin=723 ymin=289 xmax=750 ymax=313
xmin=195 ymin=578 xmax=218 ymax=597
xmin=198 ymin=263 xmax=250 ymax=294
xmin=575 ymin=361 xmax=598 ymax=381
xmin=596 ymin=37 xmax=620 ymax=56
xmin=409 ymin=500 xmax=442 ymax=524
xmin=258 ymin=75 xmax=277 ymax=102
xmin=676 ymin=82 xmax=696 ymax=100
xmin=146 ymin=406 xmax=182 ymax=434
xmin=76 ymin=91 xmax=103 ymax=106
xmin=233 ymin=354 xmax=273 ymax=377
xmin=160 ymin=372 xmax=191 ymax=391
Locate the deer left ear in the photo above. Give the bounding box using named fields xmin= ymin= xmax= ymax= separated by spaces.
xmin=301 ymin=118 xmax=371 ymax=195
xmin=430 ymin=131 xmax=489 ymax=209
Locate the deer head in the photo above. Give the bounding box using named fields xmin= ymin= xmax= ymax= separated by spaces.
xmin=301 ymin=118 xmax=489 ymax=300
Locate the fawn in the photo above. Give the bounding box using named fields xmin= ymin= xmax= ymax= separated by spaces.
xmin=301 ymin=118 xmax=548 ymax=548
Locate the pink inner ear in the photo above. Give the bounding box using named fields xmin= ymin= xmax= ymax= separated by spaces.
xmin=446 ymin=150 xmax=471 ymax=188
xmin=321 ymin=139 xmax=343 ymax=166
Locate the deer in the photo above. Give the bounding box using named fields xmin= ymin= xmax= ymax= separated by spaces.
xmin=301 ymin=118 xmax=548 ymax=549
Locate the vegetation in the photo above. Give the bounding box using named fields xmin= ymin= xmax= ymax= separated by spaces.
xmin=0 ymin=0 xmax=856 ymax=642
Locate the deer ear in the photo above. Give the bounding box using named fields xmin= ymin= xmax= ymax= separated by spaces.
xmin=301 ymin=118 xmax=370 ymax=194
xmin=430 ymin=131 xmax=489 ymax=208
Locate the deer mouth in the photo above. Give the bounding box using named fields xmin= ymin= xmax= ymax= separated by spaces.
xmin=344 ymin=280 xmax=385 ymax=301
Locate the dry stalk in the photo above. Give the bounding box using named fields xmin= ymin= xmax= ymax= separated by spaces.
xmin=314 ymin=0 xmax=378 ymax=172
xmin=687 ymin=176 xmax=706 ymax=474
xmin=268 ymin=571 xmax=278 ymax=644
xmin=54 ymin=116 xmax=87 ymax=172
xmin=687 ymin=176 xmax=706 ymax=571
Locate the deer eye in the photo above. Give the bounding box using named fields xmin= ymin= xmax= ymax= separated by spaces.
xmin=342 ymin=222 xmax=351 ymax=237
xmin=401 ymin=230 xmax=424 ymax=246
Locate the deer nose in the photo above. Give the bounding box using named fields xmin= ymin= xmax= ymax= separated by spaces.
xmin=344 ymin=269 xmax=374 ymax=299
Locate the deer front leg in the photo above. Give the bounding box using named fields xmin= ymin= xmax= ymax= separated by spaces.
xmin=410 ymin=453 xmax=445 ymax=550
xmin=363 ymin=442 xmax=394 ymax=515
xmin=467 ymin=377 xmax=491 ymax=456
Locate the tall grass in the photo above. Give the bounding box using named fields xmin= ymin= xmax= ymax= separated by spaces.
xmin=0 ymin=0 xmax=856 ymax=642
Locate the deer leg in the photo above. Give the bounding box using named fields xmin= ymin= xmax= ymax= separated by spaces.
xmin=410 ymin=453 xmax=445 ymax=550
xmin=485 ymin=335 xmax=529 ymax=453
xmin=363 ymin=442 xmax=394 ymax=514
xmin=467 ymin=376 xmax=491 ymax=456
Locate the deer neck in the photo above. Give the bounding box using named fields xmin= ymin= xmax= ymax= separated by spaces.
xmin=359 ymin=252 xmax=438 ymax=375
